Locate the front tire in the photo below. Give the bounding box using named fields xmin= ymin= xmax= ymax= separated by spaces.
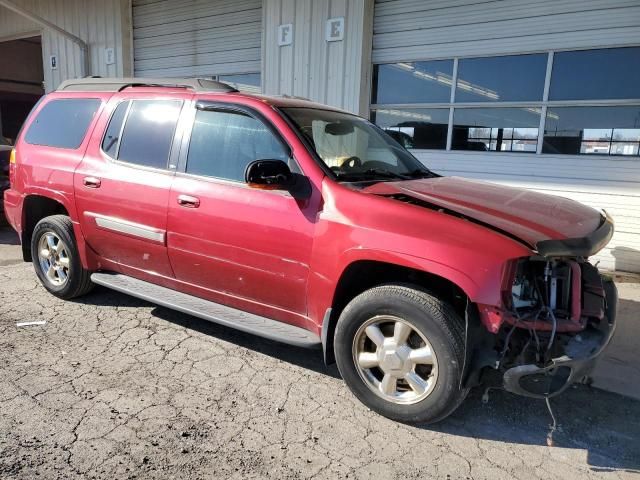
xmin=31 ymin=215 xmax=93 ymax=299
xmin=334 ymin=285 xmax=468 ymax=423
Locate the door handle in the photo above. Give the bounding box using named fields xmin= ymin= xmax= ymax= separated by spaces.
xmin=177 ymin=194 xmax=200 ymax=208
xmin=83 ymin=176 xmax=101 ymax=188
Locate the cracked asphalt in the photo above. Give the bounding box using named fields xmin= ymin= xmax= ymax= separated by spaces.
xmin=1 ymin=227 xmax=639 ymax=479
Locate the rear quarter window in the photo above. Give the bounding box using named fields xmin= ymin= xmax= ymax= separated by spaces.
xmin=24 ymin=98 xmax=101 ymax=149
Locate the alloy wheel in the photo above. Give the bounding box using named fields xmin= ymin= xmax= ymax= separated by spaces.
xmin=37 ymin=231 xmax=70 ymax=286
xmin=352 ymin=315 xmax=438 ymax=404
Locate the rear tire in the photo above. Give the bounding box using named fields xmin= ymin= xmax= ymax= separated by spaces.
xmin=31 ymin=215 xmax=93 ymax=299
xmin=334 ymin=284 xmax=468 ymax=423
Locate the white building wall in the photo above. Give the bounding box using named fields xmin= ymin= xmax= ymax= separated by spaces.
xmin=0 ymin=0 xmax=132 ymax=92
xmin=262 ymin=0 xmax=374 ymax=116
xmin=373 ymin=0 xmax=640 ymax=272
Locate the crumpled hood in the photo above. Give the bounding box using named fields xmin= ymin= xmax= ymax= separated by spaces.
xmin=362 ymin=176 xmax=603 ymax=248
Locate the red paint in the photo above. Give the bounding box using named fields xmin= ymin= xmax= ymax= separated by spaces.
xmin=3 ymin=87 xmax=610 ymax=339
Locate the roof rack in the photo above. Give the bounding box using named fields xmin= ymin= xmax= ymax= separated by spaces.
xmin=56 ymin=77 xmax=239 ymax=93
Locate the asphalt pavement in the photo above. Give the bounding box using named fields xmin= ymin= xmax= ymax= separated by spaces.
xmin=1 ymin=227 xmax=639 ymax=479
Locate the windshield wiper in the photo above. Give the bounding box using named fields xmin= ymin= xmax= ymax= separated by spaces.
xmin=407 ymin=168 xmax=436 ymax=179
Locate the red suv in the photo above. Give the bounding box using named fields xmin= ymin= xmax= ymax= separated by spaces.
xmin=4 ymin=78 xmax=617 ymax=423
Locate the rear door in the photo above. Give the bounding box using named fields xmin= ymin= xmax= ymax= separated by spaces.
xmin=74 ymin=91 xmax=190 ymax=280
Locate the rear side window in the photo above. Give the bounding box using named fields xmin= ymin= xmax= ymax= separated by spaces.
xmin=101 ymin=101 xmax=130 ymax=157
xmin=24 ymin=98 xmax=100 ymax=149
xmin=106 ymin=100 xmax=182 ymax=169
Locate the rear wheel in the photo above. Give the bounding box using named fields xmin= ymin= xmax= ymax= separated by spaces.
xmin=334 ymin=284 xmax=468 ymax=423
xmin=31 ymin=215 xmax=93 ymax=299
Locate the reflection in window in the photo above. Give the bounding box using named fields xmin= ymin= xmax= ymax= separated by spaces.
xmin=452 ymin=108 xmax=540 ymax=152
xmin=118 ymin=100 xmax=182 ymax=169
xmin=549 ymin=47 xmax=640 ymax=101
xmin=543 ymin=106 xmax=640 ymax=156
xmin=372 ymin=60 xmax=454 ymax=104
xmin=455 ymin=54 xmax=547 ymax=102
xmin=187 ymin=110 xmax=288 ymax=181
xmin=371 ymin=108 xmax=449 ymax=149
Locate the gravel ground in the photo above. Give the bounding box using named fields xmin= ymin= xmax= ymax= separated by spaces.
xmin=1 ymin=227 xmax=639 ymax=480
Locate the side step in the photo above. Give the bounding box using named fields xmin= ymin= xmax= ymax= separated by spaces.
xmin=90 ymin=272 xmax=321 ymax=348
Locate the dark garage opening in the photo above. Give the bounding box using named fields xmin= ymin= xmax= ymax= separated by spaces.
xmin=0 ymin=36 xmax=44 ymax=142
xmin=0 ymin=35 xmax=44 ymax=222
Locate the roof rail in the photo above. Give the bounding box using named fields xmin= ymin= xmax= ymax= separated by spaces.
xmin=56 ymin=77 xmax=239 ymax=93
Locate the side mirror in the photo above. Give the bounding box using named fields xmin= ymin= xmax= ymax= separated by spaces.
xmin=245 ymin=159 xmax=294 ymax=189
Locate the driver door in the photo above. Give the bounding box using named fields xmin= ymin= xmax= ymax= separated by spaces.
xmin=166 ymin=103 xmax=319 ymax=324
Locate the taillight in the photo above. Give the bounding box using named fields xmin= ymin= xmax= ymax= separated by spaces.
xmin=8 ymin=148 xmax=16 ymax=186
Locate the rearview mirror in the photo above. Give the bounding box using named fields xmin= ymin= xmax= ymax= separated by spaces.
xmin=325 ymin=122 xmax=354 ymax=136
xmin=245 ymin=159 xmax=294 ymax=189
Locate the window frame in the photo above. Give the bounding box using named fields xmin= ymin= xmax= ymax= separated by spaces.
xmin=175 ymin=101 xmax=299 ymax=188
xmin=100 ymin=98 xmax=186 ymax=173
xmin=370 ymin=45 xmax=640 ymax=158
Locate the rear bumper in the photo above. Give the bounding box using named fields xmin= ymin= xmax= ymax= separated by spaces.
xmin=503 ymin=277 xmax=617 ymax=398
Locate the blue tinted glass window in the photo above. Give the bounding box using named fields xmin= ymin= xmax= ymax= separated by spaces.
xmin=373 ymin=61 xmax=454 ymax=104
xmin=101 ymin=101 xmax=129 ymax=157
xmin=24 ymin=98 xmax=100 ymax=149
xmin=455 ymin=54 xmax=547 ymax=102
xmin=187 ymin=110 xmax=288 ymax=181
xmin=117 ymin=100 xmax=182 ymax=169
xmin=371 ymin=108 xmax=449 ymax=149
xmin=543 ymin=106 xmax=640 ymax=156
xmin=549 ymin=47 xmax=640 ymax=100
xmin=452 ymin=108 xmax=540 ymax=152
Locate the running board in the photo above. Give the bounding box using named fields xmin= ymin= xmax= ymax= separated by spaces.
xmin=90 ymin=272 xmax=321 ymax=348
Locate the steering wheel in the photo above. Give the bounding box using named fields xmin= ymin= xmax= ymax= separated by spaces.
xmin=339 ymin=156 xmax=362 ymax=170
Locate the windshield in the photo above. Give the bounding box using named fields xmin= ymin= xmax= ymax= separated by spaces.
xmin=281 ymin=107 xmax=435 ymax=183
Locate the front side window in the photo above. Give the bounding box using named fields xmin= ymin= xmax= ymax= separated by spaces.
xmin=283 ymin=107 xmax=434 ymax=183
xmin=24 ymin=98 xmax=100 ymax=149
xmin=110 ymin=100 xmax=182 ymax=169
xmin=186 ymin=109 xmax=288 ymax=182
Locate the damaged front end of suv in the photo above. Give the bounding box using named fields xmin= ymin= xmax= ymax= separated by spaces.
xmin=474 ymin=213 xmax=617 ymax=399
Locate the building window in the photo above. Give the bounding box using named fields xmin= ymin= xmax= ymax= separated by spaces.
xmin=544 ymin=106 xmax=640 ymax=156
xmin=452 ymin=108 xmax=540 ymax=152
xmin=371 ymin=46 xmax=640 ymax=157
xmin=549 ymin=47 xmax=640 ymax=101
xmin=371 ymin=108 xmax=449 ymax=149
xmin=455 ymin=54 xmax=547 ymax=102
xmin=372 ymin=60 xmax=454 ymax=104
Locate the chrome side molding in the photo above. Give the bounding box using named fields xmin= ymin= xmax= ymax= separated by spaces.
xmin=85 ymin=212 xmax=166 ymax=244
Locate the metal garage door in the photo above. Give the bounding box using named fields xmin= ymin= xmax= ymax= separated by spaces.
xmin=132 ymin=0 xmax=262 ymax=85
xmin=371 ymin=0 xmax=640 ymax=273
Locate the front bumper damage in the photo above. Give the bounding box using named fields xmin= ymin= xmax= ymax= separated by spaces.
xmin=502 ymin=277 xmax=617 ymax=398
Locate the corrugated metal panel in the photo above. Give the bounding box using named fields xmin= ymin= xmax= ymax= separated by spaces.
xmin=0 ymin=0 xmax=131 ymax=92
xmin=262 ymin=0 xmax=374 ymax=115
xmin=373 ymin=0 xmax=640 ymax=272
xmin=414 ymin=150 xmax=640 ymax=272
xmin=372 ymin=0 xmax=640 ymax=62
xmin=132 ymin=0 xmax=262 ymax=77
